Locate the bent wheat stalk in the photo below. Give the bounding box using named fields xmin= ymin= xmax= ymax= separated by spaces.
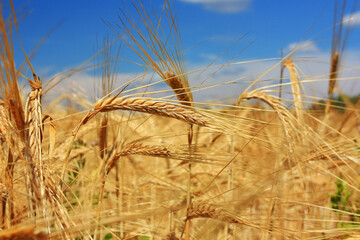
xmin=73 ymin=96 xmax=210 ymax=135
xmin=238 ymin=90 xmax=299 ymax=153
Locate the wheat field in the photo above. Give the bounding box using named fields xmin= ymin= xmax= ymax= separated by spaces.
xmin=0 ymin=1 xmax=360 ymax=239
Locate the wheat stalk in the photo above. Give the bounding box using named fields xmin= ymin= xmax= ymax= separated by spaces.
xmin=42 ymin=171 xmax=73 ymax=238
xmin=116 ymin=2 xmax=197 ymax=236
xmin=99 ymin=116 xmax=108 ymax=159
xmin=164 ymin=69 xmax=194 ymax=240
xmin=97 ymin=141 xmax=171 ymax=237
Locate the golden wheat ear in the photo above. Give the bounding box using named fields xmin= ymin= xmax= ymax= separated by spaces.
xmin=326 ymin=0 xmax=350 ymax=114
xmin=283 ymin=58 xmax=303 ymax=122
xmin=238 ymin=90 xmax=299 ymax=152
xmin=187 ymin=203 xmax=261 ymax=230
xmin=164 ymin=72 xmax=193 ymax=106
xmin=328 ymin=51 xmax=339 ymax=97
xmin=24 ymin=75 xmax=46 ymax=216
xmin=326 ymin=50 xmax=340 ymax=114
xmin=73 ymin=96 xmax=210 ymax=136
xmin=106 ymin=142 xmax=170 ymax=173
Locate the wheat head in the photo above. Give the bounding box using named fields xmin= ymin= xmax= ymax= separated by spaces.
xmin=73 ymin=96 xmax=210 ymax=135
xmin=283 ymin=58 xmax=303 ymax=121
xmin=106 ymin=142 xmax=170 ymax=173
xmin=164 ymin=72 xmax=193 ymax=106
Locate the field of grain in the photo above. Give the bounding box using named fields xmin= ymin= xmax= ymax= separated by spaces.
xmin=1 ymin=1 xmax=360 ymax=239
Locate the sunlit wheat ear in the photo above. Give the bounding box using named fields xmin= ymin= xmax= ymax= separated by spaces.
xmin=0 ymin=225 xmax=47 ymax=240
xmin=0 ymin=104 xmax=11 ymax=143
xmin=0 ymin=103 xmax=16 ymax=221
xmin=73 ymin=96 xmax=211 ymax=135
xmin=106 ymin=142 xmax=171 ymax=173
xmin=187 ymin=203 xmax=261 ymax=230
xmin=283 ymin=58 xmax=303 ymax=121
xmin=328 ymin=51 xmax=339 ymax=96
xmin=164 ymin=72 xmax=193 ymax=107
xmin=238 ymin=90 xmax=299 ymax=153
xmin=326 ymin=51 xmax=339 ymax=113
xmin=24 ymin=75 xmax=46 ymax=217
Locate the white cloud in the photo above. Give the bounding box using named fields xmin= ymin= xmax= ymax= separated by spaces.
xmin=183 ymin=48 xmax=360 ymax=105
xmin=199 ymin=53 xmax=219 ymax=61
xmin=41 ymin=48 xmax=360 ymax=110
xmin=343 ymin=11 xmax=360 ymax=28
xmin=42 ymin=71 xmax=141 ymax=109
xmin=179 ymin=0 xmax=252 ymax=13
xmin=285 ymin=41 xmax=320 ymax=54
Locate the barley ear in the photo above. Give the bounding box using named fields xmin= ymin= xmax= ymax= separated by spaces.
xmin=164 ymin=72 xmax=193 ymax=106
xmin=187 ymin=203 xmax=261 ymax=230
xmin=283 ymin=58 xmax=303 ymax=122
xmin=106 ymin=142 xmax=170 ymax=173
xmin=238 ymin=90 xmax=299 ymax=155
xmin=326 ymin=51 xmax=339 ymax=113
xmin=24 ymin=75 xmax=46 ymax=218
xmin=73 ymin=96 xmax=210 ymax=136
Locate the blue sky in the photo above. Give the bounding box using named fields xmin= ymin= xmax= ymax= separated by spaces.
xmin=6 ymin=0 xmax=360 ymax=101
